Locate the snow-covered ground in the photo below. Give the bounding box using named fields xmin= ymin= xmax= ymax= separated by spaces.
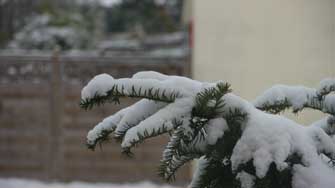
xmin=0 ymin=178 xmax=180 ymax=188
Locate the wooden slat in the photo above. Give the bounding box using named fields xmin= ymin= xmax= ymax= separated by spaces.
xmin=0 ymin=54 xmax=190 ymax=183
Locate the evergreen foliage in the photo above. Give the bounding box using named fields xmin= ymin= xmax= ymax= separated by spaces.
xmin=6 ymin=1 xmax=102 ymax=50
xmin=80 ymin=85 xmax=179 ymax=110
xmin=192 ymin=82 xmax=231 ymax=119
xmin=80 ymin=72 xmax=335 ymax=188
xmin=86 ymin=129 xmax=114 ymax=150
xmin=105 ymin=0 xmax=182 ymax=34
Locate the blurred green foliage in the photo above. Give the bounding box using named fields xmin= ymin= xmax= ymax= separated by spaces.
xmin=0 ymin=0 xmax=183 ymax=50
xmin=105 ymin=0 xmax=183 ymax=34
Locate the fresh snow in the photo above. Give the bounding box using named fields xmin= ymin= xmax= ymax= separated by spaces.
xmin=83 ymin=72 xmax=214 ymax=149
xmin=310 ymin=116 xmax=335 ymax=135
xmin=114 ymin=99 xmax=167 ymax=137
xmin=81 ymin=73 xmax=115 ymax=100
xmin=318 ymin=78 xmax=335 ymax=95
xmin=324 ymin=94 xmax=335 ymax=113
xmin=82 ymin=75 xmax=187 ymax=100
xmin=81 ymin=71 xmax=335 ymax=188
xmin=132 ymin=71 xmax=171 ymax=81
xmin=86 ymin=107 xmax=128 ymax=145
xmin=292 ymin=159 xmax=335 ymax=188
xmin=223 ymin=93 xmax=335 ymax=186
xmin=0 ymin=178 xmax=179 ymax=188
xmin=81 ymin=72 xmax=208 ymax=101
xmin=253 ymin=85 xmax=317 ymax=112
xmin=121 ymin=97 xmax=194 ymax=148
xmin=189 ymin=157 xmax=209 ymax=188
xmin=236 ymin=171 xmax=255 ymax=188
xmin=204 ymin=118 xmax=228 ymax=145
xmin=254 ymin=83 xmax=335 ymax=116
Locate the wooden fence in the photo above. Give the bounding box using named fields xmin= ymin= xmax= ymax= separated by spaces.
xmin=0 ymin=53 xmax=191 ymax=184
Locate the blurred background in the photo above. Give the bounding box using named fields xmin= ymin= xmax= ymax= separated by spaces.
xmin=0 ymin=0 xmax=191 ymax=187
xmin=0 ymin=0 xmax=334 ymax=187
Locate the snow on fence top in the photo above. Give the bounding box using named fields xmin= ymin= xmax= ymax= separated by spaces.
xmin=0 ymin=54 xmax=188 ymax=85
xmin=81 ymin=72 xmax=335 ymax=188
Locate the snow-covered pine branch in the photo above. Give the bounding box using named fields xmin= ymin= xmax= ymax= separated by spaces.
xmin=317 ymin=78 xmax=335 ymax=97
xmin=80 ymin=72 xmax=335 ymax=188
xmin=254 ymin=79 xmax=335 ymax=116
xmin=310 ymin=116 xmax=335 ymax=136
xmin=80 ymin=73 xmax=209 ymax=110
xmin=253 ymin=85 xmax=317 ymax=114
xmin=86 ymin=107 xmax=128 ymax=149
xmin=253 ymin=79 xmax=335 ymax=140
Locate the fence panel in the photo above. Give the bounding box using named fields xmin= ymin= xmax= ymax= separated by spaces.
xmin=0 ymin=53 xmax=191 ymax=184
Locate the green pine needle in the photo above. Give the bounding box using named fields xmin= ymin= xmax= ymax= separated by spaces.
xmin=80 ymin=85 xmax=180 ymax=110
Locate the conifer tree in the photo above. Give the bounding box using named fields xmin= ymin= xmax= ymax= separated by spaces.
xmin=80 ymin=71 xmax=335 ymax=188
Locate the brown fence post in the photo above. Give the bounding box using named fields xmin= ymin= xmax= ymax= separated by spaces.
xmin=48 ymin=49 xmax=64 ymax=181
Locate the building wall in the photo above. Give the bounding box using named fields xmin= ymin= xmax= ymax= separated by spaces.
xmin=192 ymin=0 xmax=335 ymax=124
